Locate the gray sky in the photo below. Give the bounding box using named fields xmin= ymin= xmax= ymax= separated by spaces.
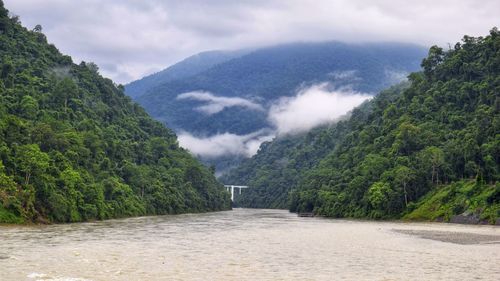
xmin=5 ymin=0 xmax=499 ymax=84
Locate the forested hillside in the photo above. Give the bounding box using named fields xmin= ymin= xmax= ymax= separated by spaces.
xmin=134 ymin=42 xmax=426 ymax=136
xmin=125 ymin=49 xmax=248 ymax=99
xmin=0 ymin=1 xmax=230 ymax=224
xmin=220 ymin=84 xmax=404 ymax=208
xmin=225 ymin=29 xmax=500 ymax=223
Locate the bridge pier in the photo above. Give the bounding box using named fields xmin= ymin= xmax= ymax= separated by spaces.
xmin=224 ymin=185 xmax=249 ymax=201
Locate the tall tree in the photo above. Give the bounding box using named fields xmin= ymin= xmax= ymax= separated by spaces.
xmin=16 ymin=144 xmax=49 ymax=186
xmin=393 ymin=166 xmax=416 ymax=206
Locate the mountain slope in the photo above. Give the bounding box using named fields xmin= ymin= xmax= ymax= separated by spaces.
xmin=135 ymin=42 xmax=427 ymax=136
xmin=125 ymin=49 xmax=248 ymax=99
xmin=224 ymin=29 xmax=500 ymax=223
xmin=220 ymin=84 xmax=404 ymax=208
xmin=0 ymin=1 xmax=230 ymax=224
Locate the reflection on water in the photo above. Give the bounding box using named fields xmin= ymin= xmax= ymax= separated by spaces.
xmin=0 ymin=208 xmax=499 ymax=281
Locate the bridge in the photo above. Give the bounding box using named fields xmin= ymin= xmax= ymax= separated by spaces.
xmin=224 ymin=185 xmax=249 ymax=201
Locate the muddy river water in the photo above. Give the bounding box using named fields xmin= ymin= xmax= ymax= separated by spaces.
xmin=1 ymin=208 xmax=499 ymax=280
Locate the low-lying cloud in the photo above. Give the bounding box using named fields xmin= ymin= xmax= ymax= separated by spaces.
xmin=178 ymin=130 xmax=274 ymax=158
xmin=177 ymin=91 xmax=264 ymax=115
xmin=178 ymin=83 xmax=372 ymax=159
xmin=268 ymin=83 xmax=372 ymax=135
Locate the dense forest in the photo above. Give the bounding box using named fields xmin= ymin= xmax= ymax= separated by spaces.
xmin=219 ymin=87 xmax=389 ymax=208
xmin=135 ymin=42 xmax=426 ymax=136
xmin=0 ymin=1 xmax=230 ymax=224
xmin=224 ymin=29 xmax=500 ymax=223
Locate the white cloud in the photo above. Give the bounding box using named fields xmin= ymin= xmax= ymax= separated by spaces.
xmin=178 ymin=130 xmax=274 ymax=158
xmin=4 ymin=0 xmax=500 ymax=83
xmin=268 ymin=83 xmax=371 ymax=135
xmin=176 ymin=91 xmax=264 ymax=115
xmin=178 ymin=83 xmax=372 ymax=158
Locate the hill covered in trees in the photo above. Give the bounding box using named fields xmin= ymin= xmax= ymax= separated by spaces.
xmin=127 ymin=41 xmax=426 ymax=174
xmin=223 ymin=29 xmax=500 ymax=223
xmin=132 ymin=42 xmax=426 ymax=136
xmin=0 ymin=1 xmax=230 ymax=224
xmin=125 ymin=49 xmax=249 ymax=99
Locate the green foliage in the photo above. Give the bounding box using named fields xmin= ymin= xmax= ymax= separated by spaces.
xmin=225 ymin=28 xmax=500 ymax=224
xmin=405 ymin=181 xmax=500 ymax=224
xmin=0 ymin=160 xmax=24 ymax=223
xmin=0 ymin=2 xmax=230 ymax=223
xmin=0 ymin=204 xmax=23 ymax=223
xmin=392 ymin=165 xmax=416 ymax=206
xmin=16 ymin=144 xmax=50 ymax=185
xmin=221 ymin=87 xmax=397 ymax=209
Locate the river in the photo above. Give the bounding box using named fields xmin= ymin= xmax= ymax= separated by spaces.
xmin=0 ymin=208 xmax=499 ymax=281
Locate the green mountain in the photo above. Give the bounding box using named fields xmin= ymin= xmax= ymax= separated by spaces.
xmin=133 ymin=42 xmax=426 ymax=136
xmin=0 ymin=1 xmax=230 ymax=224
xmin=125 ymin=49 xmax=249 ymax=99
xmin=223 ymin=29 xmax=500 ymax=224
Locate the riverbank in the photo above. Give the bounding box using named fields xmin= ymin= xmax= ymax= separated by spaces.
xmin=274 ymin=180 xmax=500 ymax=225
xmin=0 ymin=204 xmax=232 ymax=225
xmin=404 ymin=181 xmax=499 ymax=225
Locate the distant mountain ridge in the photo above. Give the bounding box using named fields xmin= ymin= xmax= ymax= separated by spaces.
xmin=125 ymin=41 xmax=427 ymax=173
xmin=125 ymin=49 xmax=249 ymax=99
xmin=128 ymin=41 xmax=427 ymax=135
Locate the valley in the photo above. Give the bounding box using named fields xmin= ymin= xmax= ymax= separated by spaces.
xmin=0 ymin=1 xmax=498 ymax=280
xmin=126 ymin=42 xmax=427 ymax=172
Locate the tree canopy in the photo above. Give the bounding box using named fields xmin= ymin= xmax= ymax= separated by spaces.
xmin=0 ymin=1 xmax=230 ymax=223
xmin=224 ymin=28 xmax=500 ymax=223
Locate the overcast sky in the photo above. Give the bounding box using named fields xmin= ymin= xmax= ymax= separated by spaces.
xmin=4 ymin=0 xmax=499 ymax=84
